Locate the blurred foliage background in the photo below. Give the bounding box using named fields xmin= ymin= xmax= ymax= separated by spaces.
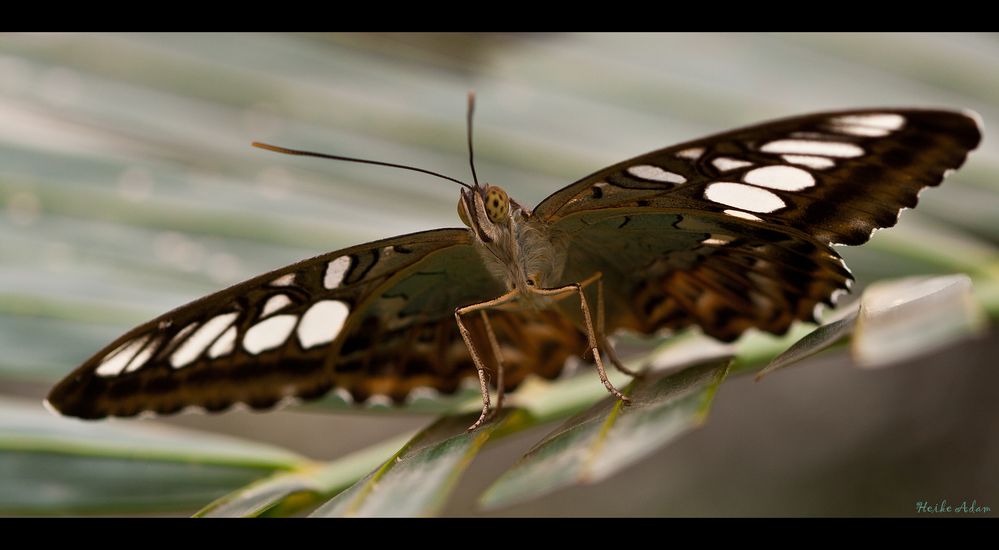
xmin=1 ymin=33 xmax=997 ymax=516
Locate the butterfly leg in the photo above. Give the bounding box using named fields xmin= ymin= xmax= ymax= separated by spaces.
xmin=455 ymin=289 xmax=519 ymax=432
xmin=479 ymin=310 xmax=505 ymax=413
xmin=596 ymin=277 xmax=642 ymax=378
xmin=532 ymin=276 xmax=632 ymax=405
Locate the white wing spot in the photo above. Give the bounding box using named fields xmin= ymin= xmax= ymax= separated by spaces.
xmin=828 ymin=124 xmax=890 ymax=137
xmin=171 ymin=312 xmax=239 ymax=368
xmin=712 ymin=157 xmax=753 ymax=172
xmin=406 ymin=386 xmax=441 ymax=403
xmin=761 ymin=140 xmax=864 ymax=158
xmin=209 ymin=325 xmax=238 ymax=358
xmin=261 ymin=294 xmax=292 ymax=317
xmin=782 ymin=155 xmax=835 ymax=169
xmin=298 ymin=300 xmax=350 ymax=349
xmin=705 ymin=182 xmax=785 ymax=213
xmin=830 ymin=288 xmax=849 ymax=305
xmin=701 ymin=235 xmax=733 ymax=246
xmin=270 ymin=273 xmax=295 ymax=287
xmin=333 ymin=387 xmax=354 ymax=404
xmin=744 ymin=165 xmax=815 ymax=191
xmin=324 ymin=256 xmax=351 ymax=289
xmin=366 ymin=394 xmax=393 ymax=408
xmin=831 ymin=113 xmax=905 ymax=131
xmin=723 ymin=209 xmax=763 ymax=222
xmin=676 ymin=147 xmax=704 ymax=160
xmin=813 ymin=303 xmax=826 ymax=322
xmin=243 ymin=314 xmax=298 ymax=354
xmin=627 ymin=165 xmax=687 ymax=184
xmin=125 ymin=337 xmax=159 ymax=373
xmin=96 ymin=336 xmax=149 ymax=377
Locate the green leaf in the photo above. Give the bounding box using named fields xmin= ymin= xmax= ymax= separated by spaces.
xmin=309 ymin=411 xmax=507 ymax=517
xmin=0 ymin=397 xmax=307 ymax=514
xmin=194 ymin=431 xmax=413 ymax=517
xmin=756 ymin=274 xmax=988 ymax=376
xmin=756 ymin=306 xmax=860 ymax=380
xmin=853 ymin=274 xmax=988 ymax=368
xmin=479 ymin=358 xmax=730 ymax=510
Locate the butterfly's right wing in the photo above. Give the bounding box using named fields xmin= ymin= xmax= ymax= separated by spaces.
xmin=48 ymin=228 xmax=587 ymax=419
xmin=536 ymin=109 xmax=981 ymax=342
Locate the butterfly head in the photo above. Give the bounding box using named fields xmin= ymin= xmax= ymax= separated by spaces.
xmin=458 ymin=184 xmax=512 ymax=243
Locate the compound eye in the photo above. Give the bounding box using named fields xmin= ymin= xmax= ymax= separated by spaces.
xmin=484 ymin=186 xmax=509 ymax=224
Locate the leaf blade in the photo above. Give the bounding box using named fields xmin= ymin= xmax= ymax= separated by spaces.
xmin=194 ymin=432 xmax=413 ymax=518
xmin=309 ymin=412 xmax=508 ymax=517
xmin=853 ymin=274 xmax=988 ymax=368
xmin=0 ymin=397 xmax=306 ymax=514
xmin=480 ymin=358 xmax=730 ymax=510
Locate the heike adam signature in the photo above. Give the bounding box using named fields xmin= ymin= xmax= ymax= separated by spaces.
xmin=915 ymin=500 xmax=991 ymax=514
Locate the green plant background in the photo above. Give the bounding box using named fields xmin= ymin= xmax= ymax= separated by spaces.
xmin=1 ymin=33 xmax=997 ymax=517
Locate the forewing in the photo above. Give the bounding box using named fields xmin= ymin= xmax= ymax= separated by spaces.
xmin=536 ymin=109 xmax=981 ymax=246
xmin=539 ymin=109 xmax=981 ymax=341
xmin=47 ymin=229 xmax=585 ymax=419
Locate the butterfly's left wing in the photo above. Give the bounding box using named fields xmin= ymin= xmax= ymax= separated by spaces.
xmin=49 ymin=228 xmax=587 ymax=419
xmin=535 ymin=109 xmax=981 ymax=341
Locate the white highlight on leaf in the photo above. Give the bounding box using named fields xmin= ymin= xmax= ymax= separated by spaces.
xmin=297 ymin=300 xmax=350 ymax=349
xmin=705 ymin=182 xmax=785 ymax=213
xmin=209 ymin=325 xmax=238 ymax=358
xmin=676 ymin=147 xmax=704 ymax=160
xmin=627 ymin=164 xmax=687 ymax=184
xmin=722 ymin=209 xmax=763 ymax=222
xmin=261 ymin=294 xmax=292 ymax=317
xmin=96 ymin=336 xmax=149 ymax=377
xmin=712 ymin=157 xmax=753 ymax=172
xmin=744 ymin=165 xmax=816 ymax=191
xmin=125 ymin=337 xmax=159 ymax=373
xmin=270 ymin=273 xmax=295 ymax=286
xmin=782 ymin=155 xmax=835 ymax=169
xmin=243 ymin=314 xmax=298 ymax=354
xmin=324 ymin=256 xmax=351 ymax=289
xmin=761 ymin=140 xmax=864 ymax=158
xmin=831 ymin=113 xmax=905 ymax=131
xmin=171 ymin=312 xmax=239 ymax=368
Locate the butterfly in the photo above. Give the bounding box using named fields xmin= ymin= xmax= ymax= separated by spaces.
xmin=46 ymin=102 xmax=982 ymax=432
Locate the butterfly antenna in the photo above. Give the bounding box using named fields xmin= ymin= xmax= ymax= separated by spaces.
xmin=467 ymin=91 xmax=481 ymax=188
xmin=252 ymin=142 xmax=474 ymax=190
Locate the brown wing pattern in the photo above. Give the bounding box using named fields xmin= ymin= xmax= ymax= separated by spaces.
xmin=540 ymin=109 xmax=981 ymax=341
xmin=48 ymin=228 xmax=585 ymax=419
xmin=555 ymin=209 xmax=853 ymax=341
